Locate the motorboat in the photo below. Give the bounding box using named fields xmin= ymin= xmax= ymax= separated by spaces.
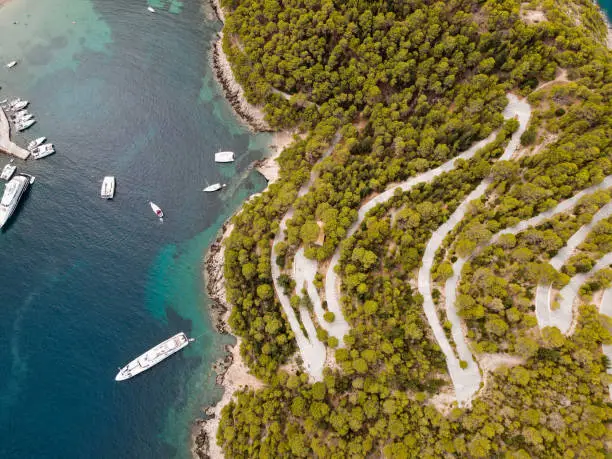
xmin=14 ymin=113 xmax=33 ymax=122
xmin=214 ymin=151 xmax=235 ymax=163
xmin=0 ymin=162 xmax=16 ymax=181
xmin=203 ymin=183 xmax=226 ymax=192
xmin=16 ymin=119 xmax=36 ymax=131
xmin=31 ymin=143 xmax=55 ymax=159
xmin=12 ymin=110 xmax=29 ymax=119
xmin=147 ymin=6 xmax=156 ymax=12
xmin=101 ymin=176 xmax=115 ymax=199
xmin=0 ymin=173 xmax=34 ymax=229
xmin=115 ymin=332 xmax=193 ymax=381
xmin=6 ymin=61 xmax=17 ymax=68
xmin=11 ymin=100 xmax=29 ymax=111
xmin=28 ymin=137 xmax=46 ymax=151
xmin=149 ymin=201 xmax=163 ymax=219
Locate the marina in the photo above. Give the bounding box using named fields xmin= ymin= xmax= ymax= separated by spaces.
xmin=0 ymin=106 xmax=29 ymax=159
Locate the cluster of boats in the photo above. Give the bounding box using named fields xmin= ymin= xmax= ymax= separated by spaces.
xmin=1 ymin=98 xmax=37 ymax=132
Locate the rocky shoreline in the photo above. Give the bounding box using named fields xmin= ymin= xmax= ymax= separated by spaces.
xmin=192 ymin=2 xmax=297 ymax=458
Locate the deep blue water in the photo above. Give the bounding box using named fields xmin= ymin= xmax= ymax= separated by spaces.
xmin=601 ymin=0 xmax=612 ymax=22
xmin=0 ymin=0 xmax=268 ymax=458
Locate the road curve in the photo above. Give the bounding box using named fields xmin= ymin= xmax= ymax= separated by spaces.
xmin=600 ymin=288 xmax=612 ymax=398
xmin=325 ymin=94 xmax=528 ymax=404
xmin=419 ymin=95 xmax=530 ymax=404
xmin=535 ymin=202 xmax=612 ymax=333
xmin=270 ymin=135 xmax=339 ymax=380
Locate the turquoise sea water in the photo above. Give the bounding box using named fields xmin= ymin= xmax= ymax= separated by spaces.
xmin=0 ymin=0 xmax=267 ymax=457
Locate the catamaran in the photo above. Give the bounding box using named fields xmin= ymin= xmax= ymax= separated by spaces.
xmin=31 ymin=143 xmax=55 ymax=160
xmin=214 ymin=151 xmax=235 ymax=163
xmin=150 ymin=201 xmax=163 ymax=219
xmin=101 ymin=176 xmax=115 ymax=199
xmin=115 ymin=332 xmax=194 ymax=381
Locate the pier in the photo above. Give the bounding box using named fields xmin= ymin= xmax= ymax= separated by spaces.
xmin=0 ymin=107 xmax=30 ymax=159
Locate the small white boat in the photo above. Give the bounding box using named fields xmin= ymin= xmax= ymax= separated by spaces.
xmin=16 ymin=119 xmax=35 ymax=131
xmin=6 ymin=61 xmax=17 ymax=69
xmin=28 ymin=137 xmax=46 ymax=151
xmin=147 ymin=6 xmax=156 ymax=12
xmin=31 ymin=143 xmax=55 ymax=159
xmin=11 ymin=100 xmax=29 ymax=111
xmin=12 ymin=110 xmax=28 ymax=118
xmin=0 ymin=162 xmax=16 ymax=181
xmin=149 ymin=201 xmax=163 ymax=219
xmin=115 ymin=332 xmax=194 ymax=381
xmin=214 ymin=151 xmax=235 ymax=163
xmin=15 ymin=114 xmax=33 ymax=122
xmin=101 ymin=176 xmax=115 ymax=199
xmin=203 ymin=183 xmax=226 ymax=192
xmin=0 ymin=99 xmax=7 ymax=104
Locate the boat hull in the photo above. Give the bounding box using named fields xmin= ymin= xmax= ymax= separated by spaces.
xmin=101 ymin=176 xmax=115 ymax=199
xmin=0 ymin=174 xmax=33 ymax=229
xmin=115 ymin=332 xmax=190 ymax=381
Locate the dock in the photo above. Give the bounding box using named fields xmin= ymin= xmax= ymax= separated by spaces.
xmin=0 ymin=107 xmax=30 ymax=159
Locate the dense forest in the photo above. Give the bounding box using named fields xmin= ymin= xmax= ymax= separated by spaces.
xmin=214 ymin=0 xmax=612 ymax=456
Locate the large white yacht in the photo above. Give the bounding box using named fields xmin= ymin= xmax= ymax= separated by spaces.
xmin=0 ymin=173 xmax=34 ymax=229
xmin=115 ymin=332 xmax=193 ymax=381
xmin=101 ymin=176 xmax=115 ymax=199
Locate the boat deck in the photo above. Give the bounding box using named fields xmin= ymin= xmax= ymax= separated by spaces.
xmin=0 ymin=107 xmax=30 ymax=159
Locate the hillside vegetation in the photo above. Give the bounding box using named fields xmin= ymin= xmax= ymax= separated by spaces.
xmin=216 ymin=0 xmax=612 ymax=456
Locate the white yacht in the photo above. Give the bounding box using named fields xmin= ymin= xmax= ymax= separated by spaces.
xmin=115 ymin=332 xmax=193 ymax=381
xmin=6 ymin=61 xmax=17 ymax=68
xmin=28 ymin=137 xmax=46 ymax=151
xmin=31 ymin=143 xmax=55 ymax=159
xmin=16 ymin=119 xmax=36 ymax=131
xmin=14 ymin=113 xmax=33 ymax=122
xmin=147 ymin=6 xmax=156 ymax=12
xmin=0 ymin=173 xmax=34 ymax=229
xmin=203 ymin=183 xmax=226 ymax=192
xmin=11 ymin=100 xmax=28 ymax=111
xmin=101 ymin=176 xmax=115 ymax=199
xmin=214 ymin=151 xmax=234 ymax=163
xmin=0 ymin=162 xmax=16 ymax=181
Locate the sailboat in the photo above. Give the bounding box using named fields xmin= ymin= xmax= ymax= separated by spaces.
xmin=149 ymin=201 xmax=163 ymax=219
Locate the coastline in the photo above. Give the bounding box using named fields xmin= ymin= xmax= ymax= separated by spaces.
xmin=193 ymin=3 xmax=297 ymax=456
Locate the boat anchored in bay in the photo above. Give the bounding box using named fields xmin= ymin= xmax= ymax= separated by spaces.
xmin=101 ymin=176 xmax=115 ymax=199
xmin=115 ymin=332 xmax=194 ymax=381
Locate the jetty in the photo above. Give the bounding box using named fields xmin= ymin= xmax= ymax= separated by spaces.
xmin=0 ymin=107 xmax=29 ymax=159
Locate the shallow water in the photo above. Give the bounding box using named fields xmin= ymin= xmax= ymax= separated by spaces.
xmin=0 ymin=0 xmax=267 ymax=457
